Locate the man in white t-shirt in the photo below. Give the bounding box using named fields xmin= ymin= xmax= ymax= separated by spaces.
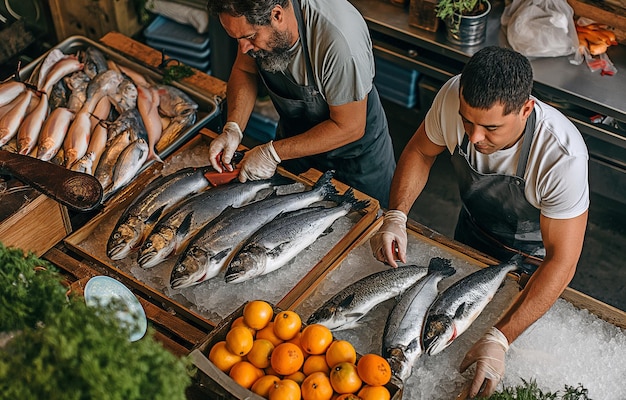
xmin=371 ymin=46 xmax=589 ymax=396
xmin=205 ymin=0 xmax=395 ymax=207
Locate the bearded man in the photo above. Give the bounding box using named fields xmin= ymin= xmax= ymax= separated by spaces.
xmin=206 ymin=0 xmax=396 ymax=207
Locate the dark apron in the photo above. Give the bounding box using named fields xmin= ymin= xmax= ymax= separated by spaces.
xmin=256 ymin=0 xmax=395 ymax=207
xmin=451 ymin=110 xmax=544 ymax=263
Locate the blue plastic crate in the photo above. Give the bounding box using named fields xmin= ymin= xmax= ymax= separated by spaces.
xmin=144 ymin=16 xmax=210 ymax=51
xmin=374 ymin=57 xmax=419 ymax=99
xmin=376 ymin=83 xmax=417 ymax=108
xmin=146 ymin=39 xmax=211 ymax=71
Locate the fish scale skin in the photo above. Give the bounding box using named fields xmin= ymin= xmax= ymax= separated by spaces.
xmin=383 ymin=258 xmax=455 ymax=381
xmin=170 ymin=171 xmax=337 ymax=290
xmin=106 ymin=166 xmax=213 ymax=260
xmin=422 ymin=257 xmax=521 ymax=356
xmin=307 ymin=265 xmax=431 ymax=331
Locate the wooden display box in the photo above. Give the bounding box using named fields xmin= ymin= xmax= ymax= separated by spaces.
xmin=63 ymin=128 xmax=380 ymax=329
xmin=49 ymin=0 xmax=143 ymax=41
xmin=187 ymin=301 xmax=403 ymax=400
xmin=0 ymin=193 xmax=71 ymax=257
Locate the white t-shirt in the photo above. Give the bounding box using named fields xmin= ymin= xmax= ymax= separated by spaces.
xmin=425 ymin=75 xmax=589 ymax=220
xmin=286 ymin=0 xmax=374 ymax=106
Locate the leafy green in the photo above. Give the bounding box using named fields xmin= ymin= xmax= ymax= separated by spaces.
xmin=483 ymin=379 xmax=591 ymax=400
xmin=0 ymin=243 xmax=193 ymax=399
xmin=162 ymin=63 xmax=195 ymax=84
xmin=0 ymin=242 xmax=68 ymax=332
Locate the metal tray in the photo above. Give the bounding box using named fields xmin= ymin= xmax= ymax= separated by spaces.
xmin=17 ymin=35 xmax=221 ymax=203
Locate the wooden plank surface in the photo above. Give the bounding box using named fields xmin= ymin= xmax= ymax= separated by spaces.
xmin=99 ymin=32 xmax=228 ymax=101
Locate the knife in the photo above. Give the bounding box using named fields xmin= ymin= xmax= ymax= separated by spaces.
xmin=0 ymin=150 xmax=103 ymax=212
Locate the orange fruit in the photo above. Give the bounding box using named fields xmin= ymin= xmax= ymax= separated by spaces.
xmin=243 ymin=300 xmax=274 ymax=330
xmin=208 ymin=341 xmax=242 ymax=373
xmin=273 ymin=310 xmax=302 ymax=340
xmin=284 ymin=370 xmax=306 ymax=385
xmin=264 ymin=364 xmax=281 ymax=377
xmin=246 ymin=339 xmax=275 ymax=369
xmin=356 ymin=354 xmax=391 ymax=386
xmin=301 ymin=371 xmax=334 ymax=400
xmin=333 ymin=394 xmax=361 ymax=400
xmin=225 ymin=325 xmax=254 ymax=356
xmin=231 ymin=316 xmax=256 ymax=336
xmin=270 ymin=342 xmax=305 ymax=376
xmin=358 ymin=385 xmax=391 ymax=400
xmin=303 ymin=354 xmax=330 ymax=376
xmin=268 ymin=378 xmax=301 ymax=400
xmin=329 ymin=362 xmax=362 ymax=394
xmin=300 ymin=324 xmax=334 ymax=355
xmin=229 ymin=360 xmax=264 ymax=389
xmin=257 ymin=322 xmax=284 ymax=347
xmin=325 ymin=340 xmax=357 ymax=368
xmin=251 ymin=374 xmax=280 ymax=397
xmin=287 ymin=331 xmax=308 ymax=359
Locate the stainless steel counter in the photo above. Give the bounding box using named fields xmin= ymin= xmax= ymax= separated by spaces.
xmin=351 ymin=0 xmax=626 ymax=203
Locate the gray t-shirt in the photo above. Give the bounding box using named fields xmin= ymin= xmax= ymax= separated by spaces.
xmin=286 ymin=0 xmax=374 ymax=106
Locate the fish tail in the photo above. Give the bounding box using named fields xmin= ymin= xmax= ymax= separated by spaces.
xmin=268 ymin=173 xmax=294 ymax=187
xmin=313 ymin=170 xmax=339 ymax=199
xmin=328 ymin=187 xmax=370 ymax=212
xmin=427 ymin=257 xmax=456 ymax=278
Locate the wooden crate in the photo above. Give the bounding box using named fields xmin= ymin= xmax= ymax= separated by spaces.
xmin=188 ymin=301 xmax=403 ymax=399
xmin=49 ymin=0 xmax=143 ymax=42
xmin=0 ymin=193 xmax=71 ymax=257
xmin=290 ymin=218 xmax=626 ymax=399
xmin=63 ymin=128 xmax=380 ymax=328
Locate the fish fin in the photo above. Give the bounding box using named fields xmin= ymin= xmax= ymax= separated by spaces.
xmin=147 ymin=205 xmax=167 ymax=225
xmin=268 ymin=173 xmax=295 ymax=187
xmin=268 ymin=242 xmax=290 ymax=257
xmin=327 ymin=187 xmax=370 ymax=211
xmin=338 ymin=293 xmax=356 ymax=309
xmin=210 ymin=248 xmax=231 ymax=263
xmin=427 ymin=257 xmax=456 ymax=278
xmin=319 ymin=226 xmax=334 ymax=237
xmin=454 ymin=302 xmax=467 ymax=320
xmin=176 ymin=212 xmax=194 ymax=239
xmin=313 ymin=170 xmax=339 ymax=199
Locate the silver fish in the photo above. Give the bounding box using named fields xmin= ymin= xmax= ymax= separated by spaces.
xmin=421 ymin=255 xmax=522 ymax=356
xmin=107 ymin=108 xmax=146 ymax=143
xmin=83 ymin=46 xmax=108 ymax=79
xmin=33 ymin=48 xmax=66 ymax=89
xmin=105 ymin=137 xmax=149 ymax=196
xmin=110 ymin=78 xmax=138 ymax=113
xmin=94 ymin=130 xmax=131 ymax=190
xmin=225 ymin=188 xmax=369 ymax=284
xmin=0 ymin=90 xmax=33 ymax=147
xmin=87 ymin=97 xmax=112 ymax=171
xmin=136 ymin=85 xmax=162 ymax=162
xmin=63 ymin=110 xmax=92 ymax=168
xmin=137 ymin=178 xmax=289 ymax=269
xmin=36 ymin=107 xmax=74 ymax=161
xmin=40 ymin=56 xmax=84 ymax=95
xmin=65 ymin=71 xmax=91 ymax=113
xmin=0 ymin=81 xmax=26 ymax=108
xmin=17 ymin=92 xmax=49 ymax=155
xmin=71 ymin=151 xmax=96 ymax=174
xmin=154 ymin=85 xmax=198 ymax=153
xmin=49 ymin=80 xmax=69 ymax=110
xmin=170 ymin=170 xmax=337 ymax=290
xmin=306 ymin=264 xmax=432 ymax=331
xmin=83 ymin=69 xmax=123 ymax=113
xmin=106 ymin=165 xmax=214 ymax=260
xmin=383 ymin=258 xmax=456 ymax=381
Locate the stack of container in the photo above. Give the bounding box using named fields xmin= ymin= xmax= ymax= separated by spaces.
xmin=143 ymin=15 xmax=211 ymax=73
xmin=374 ymin=56 xmax=420 ymax=109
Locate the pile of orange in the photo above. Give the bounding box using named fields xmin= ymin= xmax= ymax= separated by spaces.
xmin=208 ymin=300 xmax=393 ymax=400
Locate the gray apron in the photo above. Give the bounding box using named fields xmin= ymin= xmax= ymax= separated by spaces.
xmin=451 ymin=110 xmax=544 ymax=263
xmin=256 ymin=0 xmax=395 ymax=208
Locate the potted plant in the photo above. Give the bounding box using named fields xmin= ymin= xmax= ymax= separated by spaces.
xmin=435 ymin=0 xmax=491 ymax=45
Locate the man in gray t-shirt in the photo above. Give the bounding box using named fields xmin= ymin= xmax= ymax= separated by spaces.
xmin=206 ymin=0 xmax=396 ymax=207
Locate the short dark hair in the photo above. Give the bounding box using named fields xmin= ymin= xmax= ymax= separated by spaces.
xmin=459 ymin=46 xmax=533 ymax=115
xmin=206 ymin=0 xmax=290 ymax=26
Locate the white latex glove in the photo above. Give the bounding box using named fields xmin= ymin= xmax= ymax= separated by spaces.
xmin=238 ymin=141 xmax=281 ymax=182
xmin=208 ymin=121 xmax=243 ymax=172
xmin=369 ymin=210 xmax=407 ymax=268
xmin=459 ymin=327 xmax=510 ymax=398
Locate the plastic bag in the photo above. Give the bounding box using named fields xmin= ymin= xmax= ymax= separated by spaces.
xmin=501 ymin=0 xmax=578 ymax=58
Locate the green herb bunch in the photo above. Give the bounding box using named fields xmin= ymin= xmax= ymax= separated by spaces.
xmin=0 ymin=243 xmax=193 ymax=399
xmin=483 ymin=379 xmax=591 ymax=400
xmin=435 ymin=0 xmax=488 ymax=33
xmin=0 ymin=243 xmax=68 ymax=332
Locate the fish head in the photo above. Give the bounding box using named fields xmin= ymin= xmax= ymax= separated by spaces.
xmin=137 ymin=230 xmax=175 ymax=269
xmin=306 ymin=303 xmax=353 ymax=331
xmin=224 ymin=245 xmax=268 ymax=283
xmin=106 ymin=221 xmax=142 ymax=260
xmin=385 ymin=347 xmax=412 ymax=382
xmin=170 ymin=246 xmax=209 ymax=289
xmin=421 ymin=314 xmax=455 ymax=356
